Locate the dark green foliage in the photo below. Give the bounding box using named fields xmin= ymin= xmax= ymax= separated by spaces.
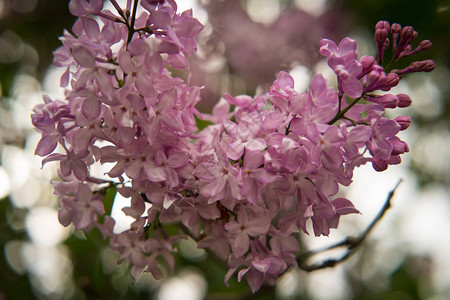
xmin=0 ymin=199 xmax=34 ymax=299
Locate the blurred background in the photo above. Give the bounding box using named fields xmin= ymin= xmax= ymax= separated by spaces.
xmin=0 ymin=0 xmax=449 ymax=299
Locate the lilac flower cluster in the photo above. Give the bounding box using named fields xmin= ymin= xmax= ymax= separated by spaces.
xmin=31 ymin=0 xmax=434 ymax=293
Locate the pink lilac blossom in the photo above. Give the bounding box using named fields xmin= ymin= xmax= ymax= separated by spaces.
xmin=32 ymin=0 xmax=434 ymax=294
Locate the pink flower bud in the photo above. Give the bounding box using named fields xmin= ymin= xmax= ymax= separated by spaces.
xmin=401 ymin=26 xmax=415 ymax=41
xmin=401 ymin=44 xmax=412 ymax=54
xmin=374 ymin=21 xmax=390 ymax=65
xmin=376 ymin=20 xmax=391 ymax=31
xmin=399 ymin=39 xmax=432 ymax=58
xmin=372 ymin=157 xmax=388 ymax=172
xmin=412 ymin=60 xmax=436 ymax=72
xmin=387 ymin=155 xmax=402 ymax=165
xmin=375 ymin=27 xmax=389 ymax=43
xmin=395 ymin=116 xmax=411 ymax=130
xmin=383 ymin=72 xmax=400 ymax=90
xmin=391 ymin=138 xmax=409 ymax=155
xmin=360 ymin=55 xmax=376 ymax=74
xmin=419 ymin=40 xmax=432 ymax=50
xmin=396 ymin=94 xmax=412 ymax=107
xmin=395 ymin=26 xmax=415 ymax=58
xmin=391 ymin=23 xmax=402 ymax=34
xmin=373 ymin=94 xmax=398 ymax=108
xmin=391 ymin=23 xmax=401 ymax=53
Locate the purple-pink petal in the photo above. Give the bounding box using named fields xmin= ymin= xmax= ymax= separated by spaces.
xmin=35 ymin=135 xmax=58 ymax=157
xmin=72 ymin=46 xmax=96 ymax=68
xmin=342 ymin=75 xmax=363 ymax=98
xmin=81 ymin=96 xmax=102 ymax=121
xmin=231 ymin=232 xmax=250 ymax=258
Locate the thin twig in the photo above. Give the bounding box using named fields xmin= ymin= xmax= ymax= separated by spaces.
xmin=126 ymin=0 xmax=139 ymax=45
xmin=297 ymin=179 xmax=403 ymax=272
xmin=328 ymin=96 xmax=362 ymax=125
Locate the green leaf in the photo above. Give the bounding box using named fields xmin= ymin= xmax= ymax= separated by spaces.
xmin=103 ymin=185 xmax=117 ymax=217
xmin=162 ymin=223 xmax=180 ymax=237
xmin=195 ymin=115 xmax=213 ymax=132
xmin=84 ymin=227 xmax=107 ymax=249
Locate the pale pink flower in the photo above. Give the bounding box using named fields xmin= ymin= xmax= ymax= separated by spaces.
xmin=320 ymin=38 xmax=363 ymax=98
xmin=224 ymin=207 xmax=271 ymax=258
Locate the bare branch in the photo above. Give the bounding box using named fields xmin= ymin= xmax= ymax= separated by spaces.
xmin=297 ymin=179 xmax=403 ymax=272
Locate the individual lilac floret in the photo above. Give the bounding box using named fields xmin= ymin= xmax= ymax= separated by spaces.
xmin=69 ymin=0 xmax=103 ymax=17
xmin=320 ymin=38 xmax=363 ymax=98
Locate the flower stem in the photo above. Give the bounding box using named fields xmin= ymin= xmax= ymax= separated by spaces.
xmin=110 ymin=0 xmax=125 ymax=18
xmin=328 ymin=96 xmax=362 ymax=125
xmin=297 ymin=179 xmax=402 ymax=272
xmin=126 ymin=0 xmax=139 ymax=45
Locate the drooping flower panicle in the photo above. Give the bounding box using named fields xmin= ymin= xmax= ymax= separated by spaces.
xmin=32 ymin=0 xmax=434 ymax=293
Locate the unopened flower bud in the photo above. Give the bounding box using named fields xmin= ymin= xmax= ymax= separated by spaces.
xmin=381 ymin=72 xmax=400 ymax=90
xmin=372 ymin=157 xmax=388 ymax=172
xmin=419 ymin=40 xmax=432 ymax=50
xmin=376 ymin=94 xmax=398 ymax=108
xmin=403 ymin=44 xmax=412 ymax=53
xmin=399 ymin=45 xmax=412 ymax=58
xmin=375 ymin=27 xmax=389 ymax=43
xmin=401 ymin=26 xmax=415 ymax=41
xmin=360 ymin=56 xmax=376 ymax=75
xmin=394 ymin=116 xmax=411 ymax=130
xmin=396 ymin=94 xmax=412 ymax=107
xmin=387 ymin=155 xmax=402 ymax=165
xmin=413 ymin=60 xmax=435 ymax=72
xmin=395 ymin=26 xmax=415 ymax=58
xmin=391 ymin=23 xmax=402 ymax=34
xmin=390 ymin=138 xmax=409 ymax=155
xmin=391 ymin=23 xmax=402 ymax=53
xmin=376 ymin=20 xmax=391 ymax=31
xmin=401 ymin=40 xmax=433 ymax=58
xmin=374 ymin=21 xmax=391 ymax=65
